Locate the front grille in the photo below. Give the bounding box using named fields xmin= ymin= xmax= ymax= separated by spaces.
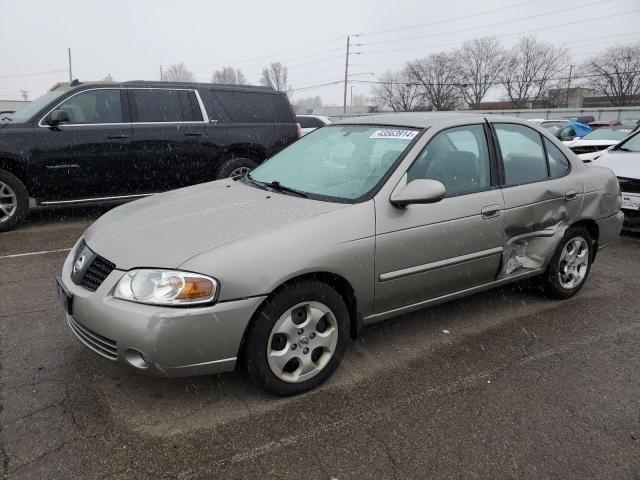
xmin=71 ymin=239 xmax=116 ymax=292
xmin=67 ymin=315 xmax=118 ymax=360
xmin=79 ymin=255 xmax=116 ymax=292
xmin=618 ymin=177 xmax=640 ymax=194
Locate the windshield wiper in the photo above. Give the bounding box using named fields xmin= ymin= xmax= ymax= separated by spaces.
xmin=267 ymin=181 xmax=308 ymax=198
xmin=0 ymin=115 xmax=12 ymax=122
xmin=245 ymin=175 xmax=308 ymax=198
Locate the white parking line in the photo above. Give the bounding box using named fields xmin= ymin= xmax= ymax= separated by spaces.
xmin=0 ymin=248 xmax=72 ymax=260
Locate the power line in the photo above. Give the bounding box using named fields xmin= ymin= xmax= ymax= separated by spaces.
xmin=359 ymin=10 xmax=640 ymax=56
xmin=362 ymin=0 xmax=616 ymax=47
xmin=0 ymin=69 xmax=67 ymax=80
xmin=358 ymin=0 xmax=543 ymax=37
xmin=188 ymin=36 xmax=345 ymax=68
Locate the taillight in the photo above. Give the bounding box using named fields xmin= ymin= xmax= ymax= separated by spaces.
xmin=296 ymin=123 xmax=302 ymax=138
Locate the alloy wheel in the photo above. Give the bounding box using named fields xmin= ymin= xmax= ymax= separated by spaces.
xmin=0 ymin=181 xmax=17 ymax=224
xmin=229 ymin=166 xmax=252 ymax=178
xmin=267 ymin=301 xmax=338 ymax=383
xmin=558 ymin=236 xmax=589 ymax=289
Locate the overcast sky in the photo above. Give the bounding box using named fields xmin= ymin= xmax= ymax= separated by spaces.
xmin=1 ymin=0 xmax=639 ymax=105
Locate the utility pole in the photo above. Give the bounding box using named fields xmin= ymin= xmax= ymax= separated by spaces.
xmin=343 ymin=36 xmax=350 ymax=115
xmin=351 ymin=85 xmax=355 ymax=106
xmin=68 ymin=48 xmax=73 ymax=83
xmin=565 ymin=64 xmax=573 ymax=108
xmin=160 ymin=65 xmax=164 ymax=81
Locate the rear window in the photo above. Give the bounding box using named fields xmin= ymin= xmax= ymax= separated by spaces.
xmin=298 ymin=116 xmax=323 ymax=128
xmin=215 ymin=90 xmax=293 ymax=123
xmin=130 ymin=89 xmax=202 ymax=123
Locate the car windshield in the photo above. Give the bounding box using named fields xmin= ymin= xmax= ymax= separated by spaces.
xmin=7 ymin=88 xmax=70 ymax=123
xmin=581 ymin=128 xmax=632 ymax=141
xmin=617 ymin=131 xmax=640 ymax=152
xmin=540 ymin=122 xmax=567 ymax=133
xmin=248 ymin=124 xmax=420 ymax=201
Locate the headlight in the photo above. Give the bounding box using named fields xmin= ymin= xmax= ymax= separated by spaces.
xmin=114 ymin=269 xmax=218 ymax=306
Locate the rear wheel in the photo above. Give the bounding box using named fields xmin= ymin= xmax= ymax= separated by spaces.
xmin=538 ymin=226 xmax=593 ymax=299
xmin=216 ymin=157 xmax=258 ymax=180
xmin=0 ymin=169 xmax=28 ymax=232
xmin=242 ymin=280 xmax=349 ymax=395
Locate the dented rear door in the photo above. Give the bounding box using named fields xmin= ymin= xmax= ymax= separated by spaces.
xmin=490 ymin=121 xmax=583 ymax=277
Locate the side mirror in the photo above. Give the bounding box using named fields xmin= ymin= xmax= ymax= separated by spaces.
xmin=47 ymin=109 xmax=70 ymax=126
xmin=390 ymin=179 xmax=446 ymax=207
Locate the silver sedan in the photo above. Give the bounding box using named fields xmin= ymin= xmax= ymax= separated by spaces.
xmin=57 ymin=113 xmax=623 ymax=395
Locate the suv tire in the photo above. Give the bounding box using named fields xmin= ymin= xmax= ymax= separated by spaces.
xmin=538 ymin=225 xmax=593 ymax=300
xmin=242 ymin=280 xmax=350 ymax=396
xmin=0 ymin=169 xmax=28 ymax=233
xmin=216 ymin=158 xmax=258 ymax=179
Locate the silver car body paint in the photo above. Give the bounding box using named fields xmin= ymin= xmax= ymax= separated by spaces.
xmin=59 ymin=113 xmax=623 ymax=377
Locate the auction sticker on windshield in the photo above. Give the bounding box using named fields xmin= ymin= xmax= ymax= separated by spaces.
xmin=622 ymin=193 xmax=640 ymax=210
xmin=370 ymin=129 xmax=419 ymax=140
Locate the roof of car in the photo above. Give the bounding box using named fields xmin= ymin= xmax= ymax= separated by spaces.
xmin=333 ymin=112 xmax=523 ymax=128
xmin=70 ymin=81 xmax=278 ymax=93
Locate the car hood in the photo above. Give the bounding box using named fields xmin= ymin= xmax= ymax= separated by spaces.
xmin=83 ymin=180 xmax=347 ymax=270
xmin=592 ymin=150 xmax=640 ymax=179
xmin=569 ymin=139 xmax=617 ymax=147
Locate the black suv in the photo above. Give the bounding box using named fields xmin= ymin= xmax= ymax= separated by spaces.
xmin=0 ymin=81 xmax=299 ymax=231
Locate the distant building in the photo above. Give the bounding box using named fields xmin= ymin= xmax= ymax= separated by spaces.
xmin=0 ymin=99 xmax=30 ymax=112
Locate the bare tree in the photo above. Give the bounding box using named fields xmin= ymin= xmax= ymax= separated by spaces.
xmin=583 ymin=42 xmax=640 ymax=106
xmin=499 ymin=36 xmax=569 ymax=105
xmin=163 ymin=62 xmax=196 ymax=82
xmin=454 ymin=36 xmax=506 ymax=107
xmin=294 ymin=96 xmax=323 ymax=111
xmin=408 ymin=53 xmax=461 ymax=111
xmin=260 ymin=62 xmax=290 ymax=93
xmin=212 ymin=66 xmax=247 ymax=85
xmin=372 ymin=68 xmax=424 ymax=111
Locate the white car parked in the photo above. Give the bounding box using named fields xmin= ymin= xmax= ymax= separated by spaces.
xmin=296 ymin=115 xmax=331 ymax=136
xmin=568 ymin=127 xmax=633 ymax=162
xmin=592 ymin=129 xmax=640 ymax=231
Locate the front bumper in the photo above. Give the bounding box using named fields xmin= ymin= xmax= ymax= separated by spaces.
xmin=60 ymin=248 xmax=266 ymax=377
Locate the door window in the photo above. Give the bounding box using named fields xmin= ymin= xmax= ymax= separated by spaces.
xmin=407 ymin=124 xmax=491 ymax=196
xmin=494 ymin=123 xmax=548 ymax=186
xmin=54 ymin=89 xmax=123 ymax=124
xmin=130 ymin=89 xmax=203 ymax=123
xmin=215 ymin=91 xmax=293 ymax=122
xmin=544 ymin=138 xmax=570 ymax=177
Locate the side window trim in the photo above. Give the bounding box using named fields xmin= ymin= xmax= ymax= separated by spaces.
xmin=404 ymin=122 xmax=495 ymax=198
xmin=37 ymin=87 xmax=128 ymax=127
xmin=127 ymin=87 xmax=208 ymax=124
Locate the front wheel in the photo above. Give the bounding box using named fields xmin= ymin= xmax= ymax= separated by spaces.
xmin=538 ymin=226 xmax=593 ymax=299
xmin=242 ymin=280 xmax=350 ymax=396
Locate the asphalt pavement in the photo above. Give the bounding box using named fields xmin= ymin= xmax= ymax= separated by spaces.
xmin=1 ymin=207 xmax=639 ymax=479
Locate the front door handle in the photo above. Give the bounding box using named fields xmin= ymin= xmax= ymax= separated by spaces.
xmin=107 ymin=134 xmax=128 ymax=140
xmin=481 ymin=205 xmax=501 ymax=219
xmin=565 ymin=189 xmax=578 ymax=200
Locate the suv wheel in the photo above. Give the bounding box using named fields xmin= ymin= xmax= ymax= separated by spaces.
xmin=538 ymin=225 xmax=593 ymax=299
xmin=0 ymin=169 xmax=28 ymax=232
xmin=242 ymin=280 xmax=350 ymax=396
xmin=216 ymin=158 xmax=258 ymax=180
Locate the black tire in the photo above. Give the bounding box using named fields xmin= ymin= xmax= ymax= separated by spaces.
xmin=242 ymin=280 xmax=350 ymax=396
xmin=216 ymin=157 xmax=258 ymax=180
xmin=0 ymin=168 xmax=28 ymax=233
xmin=538 ymin=225 xmax=593 ymax=300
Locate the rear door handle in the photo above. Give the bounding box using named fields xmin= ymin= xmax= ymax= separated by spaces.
xmin=184 ymin=132 xmax=204 ymax=137
xmin=481 ymin=205 xmax=501 ymax=219
xmin=107 ymin=134 xmax=128 ymax=140
xmin=565 ymin=189 xmax=578 ymax=200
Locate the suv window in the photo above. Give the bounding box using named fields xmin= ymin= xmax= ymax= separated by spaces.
xmin=298 ymin=116 xmax=323 ymax=128
xmin=215 ymin=91 xmax=292 ymax=122
xmin=130 ymin=89 xmax=202 ymax=123
xmin=544 ymin=138 xmax=570 ymax=177
xmin=407 ymin=124 xmax=491 ymax=196
xmin=494 ymin=123 xmax=548 ymax=186
xmin=53 ymin=89 xmax=123 ymax=124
